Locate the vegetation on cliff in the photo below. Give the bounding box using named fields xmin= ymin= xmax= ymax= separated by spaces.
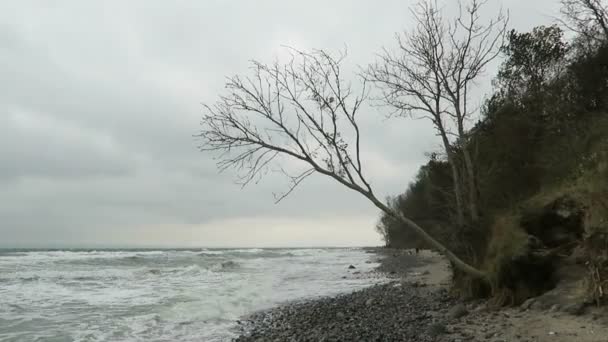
xmin=376 ymin=0 xmax=608 ymax=304
xmin=200 ymin=0 xmax=608 ymax=305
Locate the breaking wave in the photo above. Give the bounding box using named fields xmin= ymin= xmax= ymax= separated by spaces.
xmin=0 ymin=248 xmax=384 ymax=342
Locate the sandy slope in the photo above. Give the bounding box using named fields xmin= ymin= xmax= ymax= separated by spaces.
xmin=406 ymin=249 xmax=608 ymax=342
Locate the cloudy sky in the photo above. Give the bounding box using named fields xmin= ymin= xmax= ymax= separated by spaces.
xmin=1 ymin=0 xmax=560 ymax=248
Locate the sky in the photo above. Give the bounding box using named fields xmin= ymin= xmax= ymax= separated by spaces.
xmin=0 ymin=0 xmax=561 ymax=248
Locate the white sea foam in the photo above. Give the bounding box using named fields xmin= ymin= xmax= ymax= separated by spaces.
xmin=0 ymin=248 xmax=384 ymax=342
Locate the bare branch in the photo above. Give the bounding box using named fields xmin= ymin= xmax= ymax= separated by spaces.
xmin=560 ymin=0 xmax=608 ymax=42
xmin=198 ymin=46 xmax=487 ymax=281
xmin=271 ymin=168 xmax=315 ymax=203
xmin=367 ymin=0 xmax=506 ymax=226
xmin=198 ymin=48 xmax=371 ymax=197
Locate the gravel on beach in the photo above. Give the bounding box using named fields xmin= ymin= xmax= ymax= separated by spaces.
xmin=233 ymin=249 xmax=468 ymax=342
xmin=233 ymin=248 xmax=608 ymax=342
xmin=234 ymin=282 xmax=462 ymax=342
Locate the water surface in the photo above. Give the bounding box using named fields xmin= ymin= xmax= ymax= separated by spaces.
xmin=0 ymin=248 xmax=382 ymax=341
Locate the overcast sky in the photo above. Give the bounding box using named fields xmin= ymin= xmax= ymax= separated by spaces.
xmin=0 ymin=0 xmax=560 ymax=248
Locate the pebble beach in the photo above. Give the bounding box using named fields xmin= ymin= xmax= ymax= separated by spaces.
xmin=234 ymin=249 xmax=608 ymax=342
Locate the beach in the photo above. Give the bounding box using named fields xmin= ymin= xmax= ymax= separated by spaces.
xmin=234 ymin=249 xmax=608 ymax=342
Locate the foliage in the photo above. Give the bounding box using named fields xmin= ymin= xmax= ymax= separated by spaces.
xmin=376 ymin=159 xmax=453 ymax=248
xmin=378 ymin=19 xmax=608 ymax=301
xmin=495 ymin=25 xmax=568 ymax=112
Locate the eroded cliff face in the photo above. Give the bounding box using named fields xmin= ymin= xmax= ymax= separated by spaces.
xmin=482 ymin=185 xmax=608 ymax=308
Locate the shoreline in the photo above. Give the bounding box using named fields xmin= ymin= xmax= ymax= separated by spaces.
xmin=233 ymin=248 xmax=456 ymax=341
xmin=233 ymin=248 xmax=608 ymax=342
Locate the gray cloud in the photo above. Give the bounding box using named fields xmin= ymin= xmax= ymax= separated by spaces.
xmin=0 ymin=108 xmax=133 ymax=180
xmin=0 ymin=0 xmax=559 ymax=247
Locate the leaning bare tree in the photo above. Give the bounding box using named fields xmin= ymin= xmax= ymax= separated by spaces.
xmin=367 ymin=0 xmax=507 ymax=226
xmin=366 ymin=0 xmax=467 ymax=227
xmin=560 ymin=0 xmax=608 ymax=42
xmin=198 ymin=48 xmax=486 ymax=279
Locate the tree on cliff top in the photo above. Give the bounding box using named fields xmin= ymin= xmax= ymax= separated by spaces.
xmin=367 ymin=0 xmax=508 ymax=228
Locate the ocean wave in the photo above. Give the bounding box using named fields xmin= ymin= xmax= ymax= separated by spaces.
xmin=230 ymin=248 xmax=265 ymax=253
xmin=0 ymin=247 xmax=383 ymax=342
xmin=216 ymin=260 xmax=240 ymax=271
xmin=1 ymin=263 xmax=225 ymax=284
xmin=0 ymin=268 xmax=135 ymax=283
xmin=228 ymin=249 xmax=299 ymax=259
xmin=0 ymin=251 xmax=28 ymax=257
xmin=197 ymin=249 xmax=297 ymax=259
xmin=197 ymin=250 xmax=225 ymax=256
xmin=167 ymin=264 xmax=209 ymax=277
xmin=198 ymin=248 xmax=268 ymax=256
xmin=0 ymin=250 xmax=167 ymax=264
xmin=59 ymin=253 xmax=173 ymax=268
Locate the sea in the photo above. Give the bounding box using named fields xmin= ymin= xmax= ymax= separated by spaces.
xmin=0 ymin=247 xmax=383 ymax=342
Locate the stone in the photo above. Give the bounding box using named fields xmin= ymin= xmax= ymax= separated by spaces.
xmin=449 ymin=303 xmax=469 ymax=319
xmin=365 ymin=298 xmax=374 ymax=306
xmin=348 ymin=265 xmax=356 ymax=269
xmin=564 ymin=302 xmax=586 ymax=316
xmin=520 ymin=297 xmax=536 ymax=310
xmin=530 ymin=300 xmax=545 ymax=310
xmin=427 ymin=322 xmax=447 ymax=337
xmin=474 ymin=303 xmax=487 ymax=312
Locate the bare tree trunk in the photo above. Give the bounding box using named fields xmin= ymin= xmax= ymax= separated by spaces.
xmin=366 ymin=0 xmax=505 ymax=230
xmin=450 ymin=159 xmax=466 ymax=226
xmin=462 ymin=146 xmax=479 ymax=223
xmin=200 ymin=47 xmax=488 ymax=283
xmin=368 ymin=195 xmax=487 ymax=280
xmin=437 ymin=120 xmax=466 ymax=227
xmin=455 ymin=104 xmax=479 ymax=224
